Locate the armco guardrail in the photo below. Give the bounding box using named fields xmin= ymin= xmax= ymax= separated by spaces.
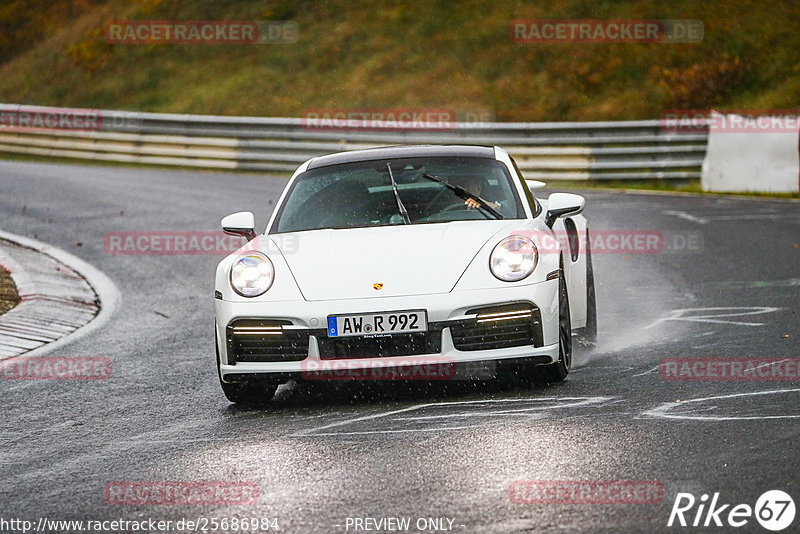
xmin=0 ymin=104 xmax=708 ymax=179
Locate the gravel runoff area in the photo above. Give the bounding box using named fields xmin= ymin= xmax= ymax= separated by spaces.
xmin=0 ymin=234 xmax=107 ymax=359
xmin=0 ymin=264 xmax=19 ymax=316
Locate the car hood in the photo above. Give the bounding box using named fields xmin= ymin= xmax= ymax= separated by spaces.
xmin=270 ymin=221 xmax=518 ymax=301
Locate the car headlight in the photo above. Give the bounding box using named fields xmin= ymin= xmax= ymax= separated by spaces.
xmin=490 ymin=235 xmax=538 ymax=282
xmin=229 ymin=252 xmax=274 ymax=297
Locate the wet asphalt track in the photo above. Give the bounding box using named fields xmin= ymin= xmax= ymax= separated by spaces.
xmin=1 ymin=160 xmax=799 ymax=533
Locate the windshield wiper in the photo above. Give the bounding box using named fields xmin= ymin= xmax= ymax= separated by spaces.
xmin=387 ymin=163 xmax=411 ymax=224
xmin=422 ymin=173 xmax=503 ymax=219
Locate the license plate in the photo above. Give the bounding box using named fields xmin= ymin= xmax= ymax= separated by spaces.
xmin=327 ymin=310 xmax=427 ymax=338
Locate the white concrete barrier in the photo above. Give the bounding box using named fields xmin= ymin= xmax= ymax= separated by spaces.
xmin=702 ymin=111 xmax=800 ymax=192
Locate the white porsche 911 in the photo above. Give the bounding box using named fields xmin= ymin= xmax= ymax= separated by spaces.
xmin=214 ymin=145 xmax=596 ymax=404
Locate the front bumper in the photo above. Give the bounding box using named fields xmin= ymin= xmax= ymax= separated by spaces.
xmin=216 ymin=279 xmax=559 ymax=382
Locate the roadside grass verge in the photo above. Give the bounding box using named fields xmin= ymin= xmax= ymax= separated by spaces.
xmin=2 ymin=1 xmax=800 ymax=121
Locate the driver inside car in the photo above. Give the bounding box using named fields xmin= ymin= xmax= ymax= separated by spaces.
xmin=452 ymin=175 xmax=502 ymax=211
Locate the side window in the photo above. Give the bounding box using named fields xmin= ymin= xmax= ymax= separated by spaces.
xmin=510 ymin=157 xmax=540 ymax=217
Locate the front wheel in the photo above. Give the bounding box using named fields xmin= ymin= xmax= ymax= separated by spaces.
xmin=576 ymin=233 xmax=597 ymax=347
xmin=534 ymin=263 xmax=572 ymax=384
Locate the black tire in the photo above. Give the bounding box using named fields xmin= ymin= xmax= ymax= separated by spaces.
xmin=219 ymin=380 xmax=278 ymax=406
xmin=535 ymin=261 xmax=572 ymax=384
xmin=216 ymin=331 xmax=278 ymax=405
xmin=576 ymin=233 xmax=597 ymax=347
xmin=220 ymin=379 xmax=278 ymax=406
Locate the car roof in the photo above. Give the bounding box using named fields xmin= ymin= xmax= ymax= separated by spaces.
xmin=306 ymin=145 xmax=496 ymax=170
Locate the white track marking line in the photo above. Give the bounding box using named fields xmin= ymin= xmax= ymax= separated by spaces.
xmin=643 ymin=389 xmax=800 ymax=421
xmin=631 ymin=366 xmax=660 ymax=377
xmin=661 ymin=211 xmax=800 ymax=224
xmin=290 ymin=403 xmax=441 ymax=436
xmin=571 ymin=365 xmax=634 ymax=373
xmin=706 ymin=213 xmax=800 ymax=221
xmin=644 ymin=306 xmax=780 ymax=329
xmin=395 ymin=400 xmax=616 ymax=420
xmin=395 ymin=413 xmax=547 ymax=420
xmin=292 ymin=396 xmax=615 ymax=436
xmin=674 ymin=317 xmax=765 ymax=326
xmin=661 ymin=210 xmax=709 ymax=224
xmin=715 ymin=278 xmax=800 ymax=289
xmin=308 ymin=427 xmax=479 ymax=436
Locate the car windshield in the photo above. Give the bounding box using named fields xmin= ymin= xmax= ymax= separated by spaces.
xmin=271 ymin=156 xmax=525 ymax=233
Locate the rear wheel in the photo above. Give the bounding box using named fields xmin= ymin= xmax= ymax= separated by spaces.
xmin=216 ymin=331 xmax=278 ymax=405
xmin=534 ymin=262 xmax=572 ymax=384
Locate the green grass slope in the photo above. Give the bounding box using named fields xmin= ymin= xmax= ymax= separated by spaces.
xmin=0 ymin=0 xmax=799 ymax=120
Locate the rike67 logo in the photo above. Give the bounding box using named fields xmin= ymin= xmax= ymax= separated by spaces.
xmin=669 ymin=490 xmax=795 ymax=531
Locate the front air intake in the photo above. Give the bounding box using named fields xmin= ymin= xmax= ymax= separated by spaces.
xmin=226 ymin=319 xmax=309 ymax=363
xmin=450 ymin=303 xmax=543 ymax=351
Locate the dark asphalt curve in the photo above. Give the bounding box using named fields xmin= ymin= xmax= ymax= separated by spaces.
xmin=1 ymin=160 xmax=799 ymax=534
